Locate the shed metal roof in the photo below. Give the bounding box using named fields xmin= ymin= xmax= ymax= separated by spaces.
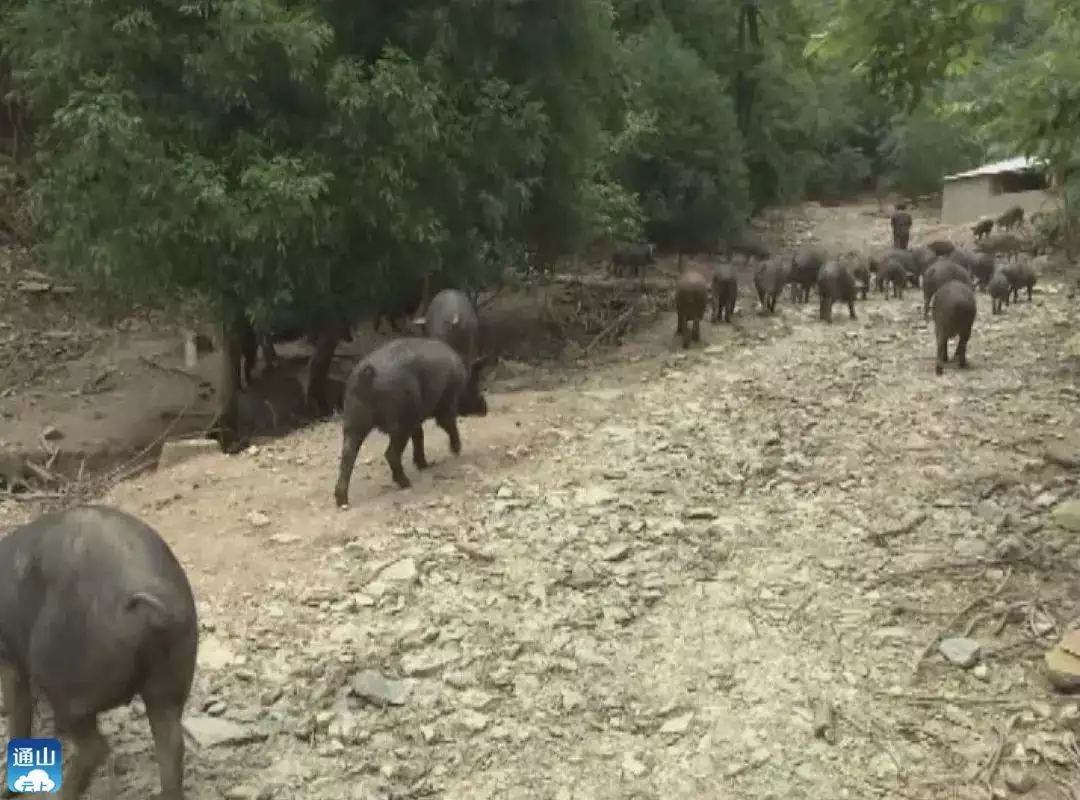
xmin=943 ymin=156 xmax=1043 ymax=182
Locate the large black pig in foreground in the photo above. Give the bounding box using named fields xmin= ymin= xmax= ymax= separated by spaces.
xmin=0 ymin=506 xmax=198 ymax=800
xmin=334 ymin=338 xmax=490 ymax=505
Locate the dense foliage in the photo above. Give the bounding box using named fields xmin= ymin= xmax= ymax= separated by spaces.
xmin=0 ymin=0 xmax=1075 ymax=319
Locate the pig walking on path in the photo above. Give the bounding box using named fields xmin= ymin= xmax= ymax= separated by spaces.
xmin=673 ymin=266 xmax=710 ymax=349
xmin=334 ymin=338 xmax=490 ymax=505
xmin=932 ymin=281 xmax=977 ymax=376
xmin=0 ymin=506 xmax=198 ymax=800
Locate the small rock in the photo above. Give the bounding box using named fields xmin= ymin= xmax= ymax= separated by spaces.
xmin=574 ymin=648 xmax=609 ymax=667
xmin=683 ymin=507 xmax=718 ymax=521
xmin=622 ymin=753 xmax=648 ymax=777
xmin=350 ymin=670 xmax=410 ymax=707
xmin=566 ymin=564 xmax=597 ymax=589
xmin=41 ymin=426 xmax=63 ymax=441
xmin=939 ymin=637 xmax=981 ymax=668
xmin=972 ymin=663 xmax=989 ymax=681
xmin=496 ymin=484 xmax=514 ymax=499
xmin=247 ymin=511 xmax=270 ymax=528
xmin=1051 ymin=499 xmax=1080 ymax=531
xmin=974 ymin=499 xmax=1005 ymax=524
xmin=443 ymin=670 xmax=475 ymax=688
xmin=659 ymin=711 xmax=694 ymax=735
xmin=456 ymin=710 xmax=489 ymax=732
xmin=459 ymin=689 xmax=497 ymax=711
xmin=1044 ymin=630 xmax=1080 ymax=692
xmin=601 ymin=543 xmax=631 ymax=562
xmin=183 ymin=715 xmax=266 ymax=748
xmin=1044 ymin=443 xmax=1080 ymax=469
xmin=995 ymin=536 xmax=1028 ymax=561
xmin=868 ymin=751 xmax=899 ymax=779
xmin=328 ymin=712 xmax=362 ymax=743
xmin=1034 ymin=491 xmax=1057 ymax=508
xmin=575 ymin=486 xmax=616 ymax=506
xmin=379 ymin=558 xmax=418 ymax=583
xmin=1003 ymin=765 xmax=1036 ymax=793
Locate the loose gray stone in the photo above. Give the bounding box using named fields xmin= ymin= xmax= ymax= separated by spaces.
xmin=350 ymin=669 xmax=411 ymax=706
xmin=659 ymin=711 xmax=694 ymax=735
xmin=183 ymin=715 xmax=266 ymax=748
xmin=974 ymin=499 xmax=1005 ymax=524
xmin=938 ymin=637 xmax=981 ymax=668
xmin=1053 ymin=499 xmax=1080 ymax=531
xmin=456 ymin=710 xmax=490 ymax=732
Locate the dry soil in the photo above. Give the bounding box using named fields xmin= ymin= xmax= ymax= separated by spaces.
xmin=1 ymin=202 xmax=1079 ymax=800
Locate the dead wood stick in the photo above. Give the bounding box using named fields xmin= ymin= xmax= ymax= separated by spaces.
xmin=870 ymin=557 xmax=1014 ymax=587
xmin=7 ymin=491 xmax=66 ymax=502
xmin=981 ymin=712 xmax=1020 ymax=798
xmin=23 ymin=459 xmax=59 ymax=485
xmin=873 ymin=690 xmax=1034 ymax=707
xmin=453 ymin=541 xmax=495 ymax=563
xmin=583 ymin=299 xmax=641 ymax=354
xmin=138 ymin=355 xmax=204 ymax=384
xmin=865 ymin=511 xmax=928 ymax=546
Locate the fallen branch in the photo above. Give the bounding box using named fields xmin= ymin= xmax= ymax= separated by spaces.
xmin=6 ymin=491 xmax=66 ymax=502
xmin=95 ymin=398 xmax=196 ymax=491
xmin=582 ymin=298 xmax=642 ymax=354
xmin=75 ymin=368 xmax=116 ymax=396
xmin=22 ymin=459 xmax=58 ymax=485
xmin=138 ymin=355 xmax=206 ymax=385
xmin=865 ymin=511 xmax=928 ymax=546
xmin=453 ymin=541 xmax=495 ymax=563
xmin=873 ymin=690 xmax=1037 ymax=707
xmin=870 ymin=557 xmax=1015 ymax=588
xmin=980 ymin=713 xmax=1020 ymax=798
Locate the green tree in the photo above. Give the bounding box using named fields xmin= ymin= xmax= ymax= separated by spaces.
xmin=611 ymin=20 xmax=749 ymax=251
xmin=963 ymin=7 xmax=1080 ymax=256
xmin=4 ymin=0 xmax=620 ymax=448
xmin=819 ymin=0 xmax=1007 ymax=113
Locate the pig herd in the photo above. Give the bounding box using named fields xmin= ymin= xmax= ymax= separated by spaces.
xmin=0 ymin=208 xmax=1047 ymax=798
xmin=672 ymin=206 xmax=1040 ymax=377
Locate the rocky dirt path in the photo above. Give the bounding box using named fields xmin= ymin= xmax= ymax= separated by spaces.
xmin=3 ymin=205 xmax=1080 ymax=800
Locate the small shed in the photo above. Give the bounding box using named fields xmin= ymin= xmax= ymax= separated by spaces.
xmin=941 ymin=156 xmax=1058 ymax=225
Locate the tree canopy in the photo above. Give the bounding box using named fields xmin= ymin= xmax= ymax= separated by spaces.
xmin=0 ymin=0 xmax=1075 ymax=322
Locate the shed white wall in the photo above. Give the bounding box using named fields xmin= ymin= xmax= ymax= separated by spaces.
xmin=941 ymin=175 xmax=1058 ymax=225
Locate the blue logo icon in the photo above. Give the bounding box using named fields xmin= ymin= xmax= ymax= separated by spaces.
xmin=6 ymin=738 xmax=62 ymax=794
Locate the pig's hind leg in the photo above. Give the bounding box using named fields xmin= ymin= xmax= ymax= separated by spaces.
xmin=57 ymin=715 xmax=108 ymax=800
xmin=434 ymin=412 xmax=462 ymax=456
xmin=411 ymin=426 xmax=429 ymax=470
xmin=146 ymin=702 xmax=186 ymax=800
